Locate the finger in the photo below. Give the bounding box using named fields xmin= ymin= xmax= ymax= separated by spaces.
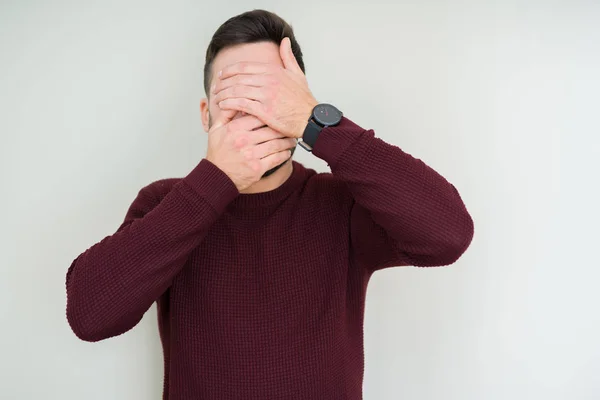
xmin=249 ymin=126 xmax=288 ymax=145
xmin=228 ymin=114 xmax=265 ymax=132
xmin=218 ymin=62 xmax=270 ymax=80
xmin=260 ymin=149 xmax=292 ymax=173
xmin=213 ymin=85 xmax=264 ymax=105
xmin=253 ymin=137 xmax=297 ymax=159
xmin=280 ymin=37 xmax=303 ymax=75
xmin=209 ymin=108 xmax=237 ymax=132
xmin=213 ymin=74 xmax=269 ymax=95
xmin=219 ymin=98 xmax=266 ymax=121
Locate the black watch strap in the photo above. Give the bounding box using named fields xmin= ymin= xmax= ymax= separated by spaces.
xmin=298 ymin=119 xmax=322 ymax=152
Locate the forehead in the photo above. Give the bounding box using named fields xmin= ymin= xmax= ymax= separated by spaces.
xmin=210 ymin=41 xmax=283 ymax=81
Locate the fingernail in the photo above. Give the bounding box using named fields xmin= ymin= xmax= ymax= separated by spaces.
xmin=218 ymin=70 xmax=222 ymax=78
xmin=211 ymin=84 xmax=216 ymax=93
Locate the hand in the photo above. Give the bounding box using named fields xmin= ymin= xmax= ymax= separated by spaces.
xmin=205 ymin=110 xmax=297 ymax=192
xmin=212 ymin=37 xmax=318 ymax=139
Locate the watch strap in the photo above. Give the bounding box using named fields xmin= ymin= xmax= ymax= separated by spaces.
xmin=299 ymin=119 xmax=322 ymax=152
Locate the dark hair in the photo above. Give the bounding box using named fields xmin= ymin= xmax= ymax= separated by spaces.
xmin=203 ymin=9 xmax=305 ymax=95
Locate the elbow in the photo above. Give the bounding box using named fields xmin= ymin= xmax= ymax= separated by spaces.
xmin=66 ymin=302 xmax=104 ymax=342
xmin=413 ymin=211 xmax=474 ymax=267
xmin=438 ymin=212 xmax=474 ymax=266
xmin=66 ymin=299 xmax=135 ymax=342
xmin=65 ymin=285 xmax=118 ymax=342
xmin=65 ymin=262 xmax=106 ymax=342
xmin=66 ymin=290 xmax=141 ymax=342
xmin=66 ymin=293 xmax=113 ymax=342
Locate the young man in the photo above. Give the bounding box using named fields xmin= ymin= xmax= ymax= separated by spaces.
xmin=66 ymin=9 xmax=474 ymax=400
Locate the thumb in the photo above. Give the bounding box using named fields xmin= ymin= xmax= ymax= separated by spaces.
xmin=210 ymin=108 xmax=237 ymax=132
xmin=280 ymin=37 xmax=302 ymax=75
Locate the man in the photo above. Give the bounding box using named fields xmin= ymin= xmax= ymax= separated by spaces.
xmin=66 ymin=9 xmax=474 ymax=400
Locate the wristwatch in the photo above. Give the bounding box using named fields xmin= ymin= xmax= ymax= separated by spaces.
xmin=298 ymin=103 xmax=343 ymax=152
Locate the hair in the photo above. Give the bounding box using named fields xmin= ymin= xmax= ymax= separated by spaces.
xmin=203 ymin=9 xmax=305 ymax=96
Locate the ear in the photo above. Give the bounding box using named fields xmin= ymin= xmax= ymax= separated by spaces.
xmin=280 ymin=37 xmax=303 ymax=75
xmin=200 ymin=97 xmax=210 ymax=133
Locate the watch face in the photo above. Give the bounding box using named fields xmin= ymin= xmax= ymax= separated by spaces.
xmin=313 ymin=104 xmax=342 ymax=126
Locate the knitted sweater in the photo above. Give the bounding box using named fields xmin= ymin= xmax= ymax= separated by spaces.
xmin=66 ymin=116 xmax=474 ymax=399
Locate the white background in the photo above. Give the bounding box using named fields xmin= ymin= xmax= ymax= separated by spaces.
xmin=1 ymin=0 xmax=599 ymax=399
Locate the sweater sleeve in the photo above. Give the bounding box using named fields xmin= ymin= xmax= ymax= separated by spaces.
xmin=65 ymin=159 xmax=239 ymax=342
xmin=312 ymin=117 xmax=474 ymax=272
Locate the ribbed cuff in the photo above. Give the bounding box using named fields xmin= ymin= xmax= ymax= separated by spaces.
xmin=311 ymin=117 xmax=368 ymax=168
xmin=180 ymin=158 xmax=240 ymax=214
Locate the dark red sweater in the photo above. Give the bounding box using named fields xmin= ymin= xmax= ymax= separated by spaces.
xmin=66 ymin=116 xmax=474 ymax=399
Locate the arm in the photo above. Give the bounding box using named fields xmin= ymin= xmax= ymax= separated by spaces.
xmin=65 ymin=159 xmax=239 ymax=342
xmin=312 ymin=117 xmax=474 ymax=272
xmin=208 ymin=43 xmax=473 ymax=270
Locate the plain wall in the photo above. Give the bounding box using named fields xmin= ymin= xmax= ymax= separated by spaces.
xmin=1 ymin=0 xmax=599 ymax=399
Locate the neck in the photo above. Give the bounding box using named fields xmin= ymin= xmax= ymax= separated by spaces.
xmin=239 ymin=160 xmax=294 ymax=194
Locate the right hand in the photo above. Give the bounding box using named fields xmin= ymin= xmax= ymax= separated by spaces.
xmin=206 ymin=110 xmax=297 ymax=192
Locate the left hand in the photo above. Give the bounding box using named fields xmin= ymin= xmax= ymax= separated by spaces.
xmin=212 ymin=37 xmax=318 ymax=139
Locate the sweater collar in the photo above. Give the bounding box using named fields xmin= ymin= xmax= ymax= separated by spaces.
xmin=227 ymin=161 xmax=309 ymax=210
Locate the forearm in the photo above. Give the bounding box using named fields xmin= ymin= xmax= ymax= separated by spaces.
xmin=312 ymin=117 xmax=474 ymax=266
xmin=66 ymin=159 xmax=239 ymax=341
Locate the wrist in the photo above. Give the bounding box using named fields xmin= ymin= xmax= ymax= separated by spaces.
xmin=296 ymin=99 xmax=318 ymax=138
xmin=298 ymin=103 xmax=343 ymax=151
xmin=181 ymin=158 xmax=240 ymax=213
